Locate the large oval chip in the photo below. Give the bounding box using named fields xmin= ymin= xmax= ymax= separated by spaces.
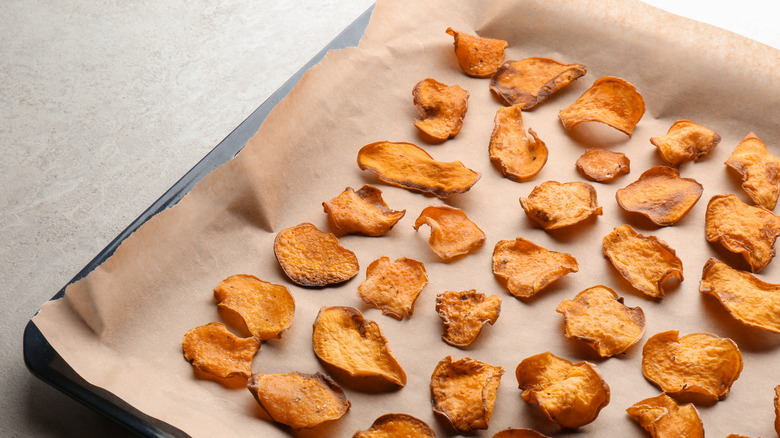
xmin=446 ymin=28 xmax=508 ymax=78
xmin=558 ymin=76 xmax=645 ymax=136
xmin=323 ymin=185 xmax=406 ymax=236
xmin=182 ymin=322 xmax=260 ymax=379
xmin=353 ymin=413 xmax=435 ymax=438
xmin=357 ymin=256 xmax=428 ymax=320
xmin=413 ymin=78 xmax=469 ymax=142
xmin=489 ymin=104 xmax=548 ymax=182
xmin=626 ymin=393 xmax=704 ymax=438
xmin=650 ymin=120 xmax=721 ymax=167
xmin=725 ymin=132 xmax=780 ymax=210
xmin=490 ymin=57 xmax=587 ymax=109
xmin=576 ymin=148 xmax=630 ymax=183
xmin=414 ymin=205 xmax=486 ymax=261
xmin=616 ymin=166 xmax=703 ymax=226
xmin=520 ymin=180 xmax=603 ymax=230
xmin=213 ymin=274 xmax=294 ymax=341
xmin=273 ymin=223 xmax=359 ymax=287
xmin=493 ymin=429 xmax=552 ymax=438
xmin=436 ymin=289 xmax=501 ymax=348
xmin=492 ymin=237 xmax=578 ymax=299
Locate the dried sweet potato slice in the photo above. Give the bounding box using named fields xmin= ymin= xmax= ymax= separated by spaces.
xmin=642 ymin=330 xmax=743 ymax=402
xmin=430 ymin=355 xmax=504 ymax=434
xmin=515 ymin=352 xmax=610 ymax=429
xmin=725 ymin=132 xmax=780 ymax=210
xmin=446 ymin=28 xmax=508 ymax=78
xmin=626 ymin=393 xmax=704 ymax=438
xmin=489 ymin=104 xmax=548 ymax=182
xmin=312 ymin=306 xmax=406 ymax=387
xmin=493 ymin=429 xmax=551 ymax=438
xmin=520 ymin=181 xmax=603 ymax=230
xmin=213 ymin=274 xmax=294 ymax=340
xmin=182 ymin=322 xmax=260 ymax=379
xmin=273 ymin=223 xmax=358 ymax=287
xmin=576 ymin=148 xmax=630 ymax=182
xmin=436 ymin=290 xmax=501 ymax=348
xmin=247 ymin=371 xmax=349 ymax=429
xmin=357 ymin=141 xmax=481 ymax=198
xmin=323 ymin=185 xmax=406 ymax=236
xmin=602 ymin=225 xmax=683 ymax=298
xmin=650 ymin=120 xmax=721 ymax=167
xmin=357 ymin=256 xmax=428 ymax=320
xmin=413 ymin=78 xmax=469 ymax=142
xmin=414 ymin=205 xmax=486 ymax=261
xmin=558 ymin=76 xmax=645 ymax=136
xmin=705 ymin=194 xmax=780 ymax=272
xmin=490 ymin=57 xmax=587 ymax=109
xmin=616 ymin=166 xmax=703 ymax=226
xmin=775 ymin=385 xmax=780 ymax=436
xmin=493 ymin=237 xmax=578 ymax=299
xmin=353 ymin=413 xmax=435 ymax=438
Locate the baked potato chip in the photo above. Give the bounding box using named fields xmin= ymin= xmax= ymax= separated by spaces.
xmin=353 ymin=413 xmax=435 ymax=438
xmin=642 ymin=330 xmax=743 ymax=402
xmin=312 ymin=306 xmax=406 ymax=387
xmin=775 ymin=385 xmax=780 ymax=436
xmin=576 ymin=148 xmax=630 ymax=182
xmin=705 ymin=194 xmax=780 ymax=272
xmin=626 ymin=393 xmax=704 ymax=438
xmin=430 ymin=355 xmax=504 ymax=433
xmin=446 ymin=27 xmax=508 ymax=78
xmin=274 ymin=223 xmax=359 ymax=287
xmin=213 ymin=274 xmax=294 ymax=340
xmin=556 ymin=285 xmax=646 ymax=357
xmin=357 ymin=256 xmax=428 ymax=320
xmin=490 ymin=57 xmax=587 ymax=109
xmin=436 ymin=289 xmax=501 ymax=348
xmin=493 ymin=237 xmax=578 ymax=299
xmin=725 ymin=132 xmax=780 ymax=210
xmin=358 ymin=141 xmax=481 ymax=198
xmin=515 ymin=351 xmax=610 ymax=429
xmin=247 ymin=371 xmax=349 ymax=429
xmin=558 ymin=76 xmax=645 ymax=136
xmin=323 ymin=185 xmax=406 ymax=236
xmin=413 ymin=78 xmax=469 ymax=142
xmin=489 ymin=104 xmax=548 ymax=182
xmin=616 ymin=166 xmax=703 ymax=226
xmin=414 ymin=205 xmax=486 ymax=261
xmin=650 ymin=120 xmax=721 ymax=167
xmin=520 ymin=180 xmax=603 ymax=230
xmin=493 ymin=429 xmax=551 ymax=438
xmin=182 ymin=322 xmax=260 ymax=379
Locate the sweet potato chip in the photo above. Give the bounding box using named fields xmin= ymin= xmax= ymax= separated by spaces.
xmin=576 ymin=148 xmax=630 ymax=182
xmin=520 ymin=180 xmax=603 ymax=230
xmin=602 ymin=225 xmax=683 ymax=298
xmin=556 ymin=285 xmax=646 ymax=357
xmin=775 ymin=385 xmax=780 ymax=436
xmin=446 ymin=27 xmax=508 ymax=78
xmin=213 ymin=274 xmax=294 ymax=340
xmin=725 ymin=132 xmax=780 ymax=210
xmin=247 ymin=371 xmax=349 ymax=429
xmin=650 ymin=120 xmax=721 ymax=167
xmin=626 ymin=393 xmax=704 ymax=438
xmin=357 ymin=256 xmax=428 ymax=320
xmin=705 ymin=194 xmax=780 ymax=272
xmin=323 ymin=185 xmax=406 ymax=236
xmin=358 ymin=141 xmax=481 ymax=198
xmin=413 ymin=78 xmax=469 ymax=142
xmin=312 ymin=306 xmax=406 ymax=387
xmin=489 ymin=104 xmax=548 ymax=182
xmin=642 ymin=330 xmax=743 ymax=402
xmin=490 ymin=57 xmax=587 ymax=109
xmin=515 ymin=351 xmax=610 ymax=429
xmin=616 ymin=166 xmax=703 ymax=226
xmin=273 ymin=223 xmax=359 ymax=287
xmin=353 ymin=413 xmax=435 ymax=438
xmin=558 ymin=76 xmax=645 ymax=136
xmin=430 ymin=355 xmax=504 ymax=433
xmin=414 ymin=205 xmax=486 ymax=261
xmin=493 ymin=429 xmax=551 ymax=438
xmin=182 ymin=322 xmax=260 ymax=379
xmin=436 ymin=289 xmax=502 ymax=348
xmin=493 ymin=237 xmax=578 ymax=299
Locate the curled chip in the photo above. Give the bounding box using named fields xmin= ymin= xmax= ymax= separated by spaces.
xmin=705 ymin=194 xmax=780 ymax=272
xmin=182 ymin=322 xmax=260 ymax=379
xmin=323 ymin=185 xmax=405 ymax=236
xmin=650 ymin=120 xmax=721 ymax=167
xmin=558 ymin=76 xmax=645 ymax=136
xmin=312 ymin=306 xmax=406 ymax=387
xmin=414 ymin=205 xmax=486 ymax=261
xmin=493 ymin=429 xmax=551 ymax=438
xmin=700 ymin=258 xmax=780 ymax=333
xmin=353 ymin=413 xmax=435 ymax=438
xmin=413 ymin=78 xmax=469 ymax=142
xmin=576 ymin=148 xmax=630 ymax=182
xmin=556 ymin=285 xmax=646 ymax=357
xmin=213 ymin=274 xmax=294 ymax=340
xmin=490 ymin=57 xmax=587 ymax=109
xmin=488 ymin=104 xmax=548 ymax=182
xmin=725 ymin=132 xmax=780 ymax=210
xmin=626 ymin=393 xmax=704 ymax=438
xmin=430 ymin=355 xmax=504 ymax=434
xmin=357 ymin=256 xmax=428 ymax=320
xmin=642 ymin=330 xmax=743 ymax=402
xmin=358 ymin=141 xmax=481 ymax=198
xmin=273 ymin=223 xmax=359 ymax=287
xmin=446 ymin=27 xmax=508 ymax=78
xmin=515 ymin=352 xmax=610 ymax=429
xmin=603 ymin=225 xmax=683 ymax=298
xmin=247 ymin=371 xmax=349 ymax=429
xmin=436 ymin=289 xmax=502 ymax=348
xmin=493 ymin=237 xmax=578 ymax=299
xmin=520 ymin=181 xmax=603 ymax=230
xmin=616 ymin=166 xmax=703 ymax=226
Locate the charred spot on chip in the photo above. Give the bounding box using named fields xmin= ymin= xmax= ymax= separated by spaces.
xmin=446 ymin=27 xmax=508 ymax=78
xmin=357 ymin=256 xmax=428 ymax=320
xmin=436 ymin=289 xmax=501 ymax=348
xmin=352 ymin=413 xmax=435 ymax=438
xmin=490 ymin=57 xmax=587 ymax=109
xmin=493 ymin=429 xmax=552 ymax=438
xmin=414 ymin=205 xmax=486 ymax=261
xmin=492 ymin=237 xmax=578 ymax=299
xmin=616 ymin=166 xmax=703 ymax=226
xmin=626 ymin=393 xmax=704 ymax=438
xmin=489 ymin=104 xmax=548 ymax=182
xmin=725 ymin=132 xmax=780 ymax=210
xmin=650 ymin=120 xmax=721 ymax=167
xmin=213 ymin=274 xmax=294 ymax=340
xmin=575 ymin=148 xmax=630 ymax=182
xmin=323 ymin=185 xmax=406 ymax=236
xmin=273 ymin=223 xmax=359 ymax=287
xmin=520 ymin=180 xmax=603 ymax=230
xmin=182 ymin=322 xmax=260 ymax=379
xmin=558 ymin=76 xmax=645 ymax=136
xmin=412 ymin=78 xmax=469 ymax=143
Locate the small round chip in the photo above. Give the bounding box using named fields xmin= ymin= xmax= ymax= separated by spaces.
xmin=446 ymin=28 xmax=508 ymax=78
xmin=575 ymin=148 xmax=630 ymax=182
xmin=352 ymin=413 xmax=435 ymax=438
xmin=436 ymin=289 xmax=501 ymax=348
xmin=490 ymin=57 xmax=587 ymax=109
xmin=413 ymin=78 xmax=469 ymax=142
xmin=650 ymin=120 xmax=721 ymax=167
xmin=323 ymin=185 xmax=406 ymax=236
xmin=273 ymin=222 xmax=359 ymax=287
xmin=414 ymin=205 xmax=486 ymax=261
xmin=492 ymin=237 xmax=578 ymax=299
xmin=725 ymin=132 xmax=780 ymax=210
xmin=558 ymin=76 xmax=645 ymax=136
xmin=520 ymin=180 xmax=603 ymax=230
xmin=213 ymin=274 xmax=294 ymax=340
xmin=616 ymin=166 xmax=703 ymax=226
xmin=626 ymin=393 xmax=704 ymax=438
xmin=182 ymin=322 xmax=260 ymax=379
xmin=489 ymin=104 xmax=548 ymax=182
xmin=357 ymin=256 xmax=428 ymax=320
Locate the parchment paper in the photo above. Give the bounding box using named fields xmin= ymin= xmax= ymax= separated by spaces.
xmin=33 ymin=0 xmax=780 ymax=436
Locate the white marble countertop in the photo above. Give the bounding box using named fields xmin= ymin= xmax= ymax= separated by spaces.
xmin=1 ymin=1 xmax=777 ymax=436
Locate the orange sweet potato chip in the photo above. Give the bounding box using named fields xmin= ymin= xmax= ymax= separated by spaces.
xmin=775 ymin=385 xmax=780 ymax=436
xmin=725 ymin=132 xmax=780 ymax=210
xmin=489 ymin=104 xmax=548 ymax=182
xmin=558 ymin=76 xmax=645 ymax=136
xmin=520 ymin=180 xmax=603 ymax=230
xmin=576 ymin=148 xmax=630 ymax=182
xmin=413 ymin=78 xmax=469 ymax=142
xmin=515 ymin=352 xmax=610 ymax=429
xmin=414 ymin=205 xmax=486 ymax=261
xmin=273 ymin=222 xmax=359 ymax=286
xmin=493 ymin=429 xmax=552 ymax=438
xmin=353 ymin=413 xmax=435 ymax=438
xmin=182 ymin=322 xmax=260 ymax=379
xmin=430 ymin=355 xmax=504 ymax=434
xmin=626 ymin=393 xmax=704 ymax=438
xmin=323 ymin=185 xmax=406 ymax=236
xmin=446 ymin=28 xmax=508 ymax=78
xmin=358 ymin=141 xmax=481 ymax=198
xmin=213 ymin=274 xmax=294 ymax=340
xmin=436 ymin=289 xmax=502 ymax=348
xmin=650 ymin=120 xmax=721 ymax=167
xmin=357 ymin=256 xmax=428 ymax=320
xmin=490 ymin=57 xmax=587 ymax=109
xmin=493 ymin=237 xmax=578 ymax=299
xmin=616 ymin=166 xmax=703 ymax=226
